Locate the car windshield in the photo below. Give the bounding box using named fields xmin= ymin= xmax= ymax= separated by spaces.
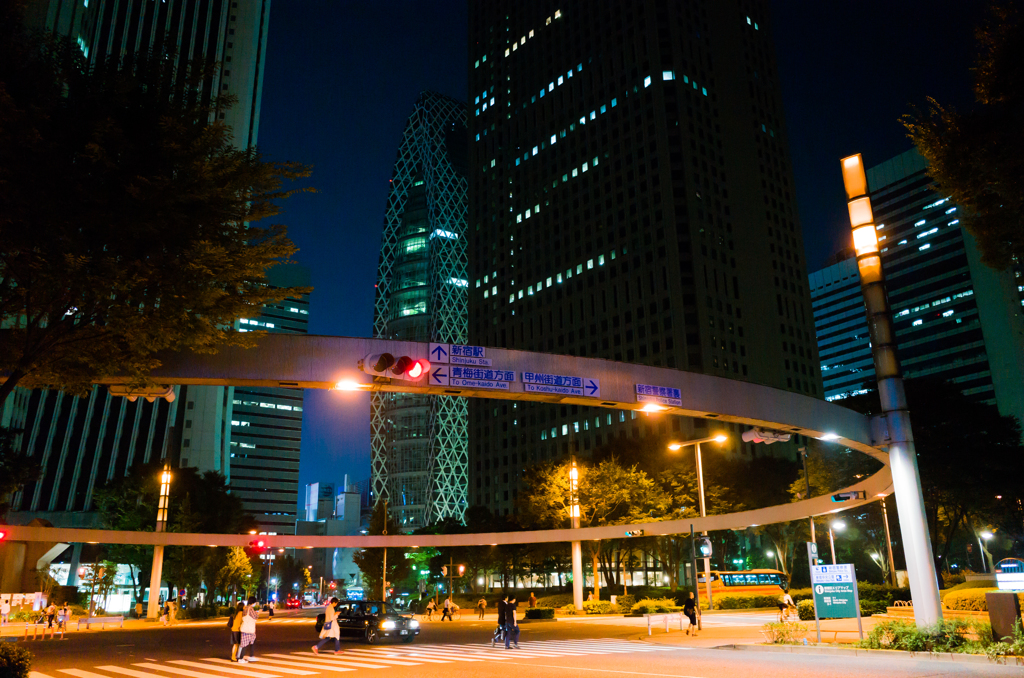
xmin=347 ymin=601 xmax=389 ymax=616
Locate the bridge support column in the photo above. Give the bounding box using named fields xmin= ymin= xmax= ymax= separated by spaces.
xmin=147 ymin=545 xmax=164 ymax=619
xmin=571 ymin=540 xmax=583 ymax=611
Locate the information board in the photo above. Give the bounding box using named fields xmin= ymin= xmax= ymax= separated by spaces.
xmin=811 ymin=563 xmax=859 ymax=619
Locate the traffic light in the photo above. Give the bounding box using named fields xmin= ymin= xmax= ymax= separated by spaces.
xmin=458 ymin=565 xmax=465 ymax=576
xmin=625 ymin=529 xmax=645 ymax=537
xmin=441 ymin=566 xmax=448 ymax=576
xmin=359 ymin=353 xmax=431 ymax=381
xmin=831 ymin=491 xmax=866 ymax=502
xmin=248 ymin=539 xmax=266 ymax=552
xmin=696 ymin=537 xmax=713 ymax=558
xmin=0 ymin=529 xmax=6 ymax=541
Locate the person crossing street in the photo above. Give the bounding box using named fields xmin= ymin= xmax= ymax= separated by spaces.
xmin=504 ymin=595 xmax=520 ymax=649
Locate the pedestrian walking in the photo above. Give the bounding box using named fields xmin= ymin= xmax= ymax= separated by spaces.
xmin=477 ymin=597 xmax=487 ymax=620
xmin=237 ymin=596 xmax=260 ymax=663
xmin=160 ymin=600 xmax=169 ymax=626
xmin=425 ymin=599 xmax=436 ymax=620
xmin=441 ymin=597 xmax=453 ymax=621
xmin=683 ymin=592 xmax=699 ymax=636
xmin=528 ymin=592 xmax=537 ymax=608
xmin=503 ymin=596 xmax=520 ymax=649
xmin=168 ymin=599 xmax=178 ymax=625
xmin=229 ymin=601 xmax=245 ymax=661
xmin=492 ymin=596 xmax=508 ymax=647
xmin=58 ymin=604 xmax=70 ymax=631
xmin=134 ymin=601 xmax=143 ymax=619
xmin=45 ymin=602 xmax=57 ymax=628
xmin=312 ymin=597 xmax=342 ymax=655
xmin=1 ymin=598 xmax=10 ymax=625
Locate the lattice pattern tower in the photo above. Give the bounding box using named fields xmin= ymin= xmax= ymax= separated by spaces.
xmin=372 ymin=92 xmax=469 ymax=528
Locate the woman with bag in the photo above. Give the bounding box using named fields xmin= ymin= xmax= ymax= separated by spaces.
xmin=312 ymin=597 xmax=342 ymax=655
xmin=237 ymin=596 xmax=260 ymax=663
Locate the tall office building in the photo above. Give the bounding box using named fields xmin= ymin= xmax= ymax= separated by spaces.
xmin=227 ymin=264 xmax=309 ymax=534
xmin=810 ymin=149 xmax=1024 ymax=423
xmin=467 ymin=1 xmax=821 ymax=515
xmin=371 ymin=93 xmax=469 ymax=529
xmin=6 ymin=0 xmax=274 ymax=530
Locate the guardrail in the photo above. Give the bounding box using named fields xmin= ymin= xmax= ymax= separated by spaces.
xmin=645 ymin=612 xmax=689 ymax=636
xmin=77 ymin=615 xmax=124 ymax=630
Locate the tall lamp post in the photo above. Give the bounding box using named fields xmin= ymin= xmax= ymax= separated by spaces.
xmin=146 ymin=463 xmax=172 ymax=619
xmin=668 ymin=434 xmax=727 ymax=608
xmin=569 ymin=457 xmax=584 ymax=611
xmin=797 ymin=447 xmax=816 ymax=543
xmin=879 ymin=495 xmax=898 ymax=586
xmin=828 ymin=520 xmax=846 ymax=565
xmin=841 ymin=153 xmax=942 ymax=626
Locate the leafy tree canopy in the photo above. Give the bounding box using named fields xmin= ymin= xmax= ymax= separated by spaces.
xmin=0 ymin=4 xmax=312 ymax=408
xmin=0 ymin=427 xmax=40 ymax=521
xmin=903 ymin=2 xmax=1024 ymax=268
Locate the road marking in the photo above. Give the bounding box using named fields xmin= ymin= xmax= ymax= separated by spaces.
xmin=363 ymin=647 xmax=487 ymax=661
xmin=133 ymin=663 xmax=280 ymax=678
xmin=310 ymin=650 xmax=418 ymax=666
xmin=29 ymin=673 xmax=57 ymax=678
xmin=356 ymin=651 xmax=449 ymax=664
xmin=276 ymin=653 xmax=390 ymax=669
xmin=500 ymin=661 xmax=704 ymax=677
xmin=224 ymin=657 xmax=354 ymax=673
xmin=59 ymin=670 xmax=121 ymax=678
xmin=174 ymin=660 xmax=317 ymax=676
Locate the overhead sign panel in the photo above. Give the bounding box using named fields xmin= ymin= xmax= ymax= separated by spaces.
xmin=449 ymin=366 xmax=514 ymax=390
xmin=523 ymin=372 xmax=600 ymax=398
xmin=428 ymin=343 xmax=492 ymax=365
xmin=635 ymin=384 xmax=682 ymax=407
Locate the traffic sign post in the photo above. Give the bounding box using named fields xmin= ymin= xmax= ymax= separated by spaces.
xmin=808 ymin=547 xmax=864 ymax=641
xmin=807 ymin=542 xmax=822 ymax=642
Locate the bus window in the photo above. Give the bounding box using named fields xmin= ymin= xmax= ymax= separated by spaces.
xmin=697 ymin=573 xmax=719 ymax=583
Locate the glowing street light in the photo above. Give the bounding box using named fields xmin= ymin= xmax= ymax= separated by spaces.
xmin=569 ymin=457 xmax=583 ymax=611
xmin=147 ymin=463 xmax=172 ymax=619
xmin=667 ymin=435 xmax=728 ymax=610
xmin=640 ymin=403 xmax=666 ymax=413
xmin=828 ymin=520 xmax=846 ymax=565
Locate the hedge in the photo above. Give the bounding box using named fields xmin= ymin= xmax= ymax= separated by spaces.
xmin=0 ymin=642 xmax=32 ymax=678
xmin=712 ymin=594 xmax=781 ymax=610
xmin=536 ymin=594 xmax=575 ymax=608
xmin=942 ymin=588 xmax=1024 ymax=611
xmin=582 ymin=600 xmax=618 ymax=615
xmin=797 ymin=600 xmax=815 ymax=620
xmin=525 ymin=607 xmax=555 ymax=620
xmin=796 ymin=598 xmax=887 ymax=618
xmin=943 ymin=580 xmax=998 ymax=593
xmin=631 ymin=598 xmax=679 ymax=614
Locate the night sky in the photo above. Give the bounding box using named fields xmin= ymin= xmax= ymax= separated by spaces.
xmin=254 ymin=1 xmax=985 ymax=502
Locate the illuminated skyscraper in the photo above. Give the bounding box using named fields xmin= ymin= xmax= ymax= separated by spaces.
xmin=468 ymin=1 xmax=821 ymax=515
xmin=371 ymin=92 xmax=469 ymax=528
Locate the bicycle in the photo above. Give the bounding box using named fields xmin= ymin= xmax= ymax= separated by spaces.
xmin=440 ymin=607 xmax=462 ymax=621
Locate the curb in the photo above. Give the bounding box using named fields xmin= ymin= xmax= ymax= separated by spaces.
xmin=714 ymin=642 xmax=1017 ymax=666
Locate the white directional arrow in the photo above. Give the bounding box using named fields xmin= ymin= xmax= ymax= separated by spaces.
xmin=430 ymin=365 xmax=449 ymax=386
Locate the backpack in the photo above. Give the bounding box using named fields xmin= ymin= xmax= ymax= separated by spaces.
xmin=227 ymin=609 xmax=237 ymax=629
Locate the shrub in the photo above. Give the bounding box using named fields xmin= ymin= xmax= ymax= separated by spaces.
xmin=859 ymin=620 xmax=929 ymax=652
xmin=536 ymin=594 xmax=574 ymax=608
xmin=630 ymin=598 xmax=677 ymax=614
xmin=560 ymin=604 xmax=580 ymax=615
xmin=761 ymin=621 xmax=807 ymax=644
xmin=986 ymin=619 xmax=1024 ymax=662
xmin=788 ymin=588 xmax=813 ymax=603
xmin=0 ymin=642 xmax=33 ymax=678
xmin=943 ymin=588 xmax=993 ymax=611
xmin=713 ymin=594 xmax=781 ymax=610
xmin=797 ymin=600 xmax=815 ymax=621
xmin=582 ymin=601 xmax=618 ymax=615
xmin=941 ymin=570 xmax=966 ymax=589
xmin=860 ymin=600 xmax=889 ymax=617
xmin=944 ymin=580 xmax=998 ymax=593
xmin=525 ymin=607 xmax=555 ymax=620
xmin=614 ymin=595 xmax=635 ymax=613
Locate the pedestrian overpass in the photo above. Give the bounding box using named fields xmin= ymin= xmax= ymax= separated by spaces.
xmin=3 ymin=333 xmax=892 ymax=548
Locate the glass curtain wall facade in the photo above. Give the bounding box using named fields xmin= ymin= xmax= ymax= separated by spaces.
xmin=372 ymin=92 xmax=469 ymax=528
xmin=809 ymin=149 xmax=1024 ymax=421
xmin=6 ymin=0 xmax=272 ymax=528
xmin=467 ymin=1 xmax=821 ymax=516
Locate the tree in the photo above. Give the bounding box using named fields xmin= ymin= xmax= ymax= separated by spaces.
xmin=517 ymin=457 xmax=670 ymax=599
xmin=0 ymin=427 xmax=40 ymax=521
xmin=218 ymin=547 xmax=255 ymax=601
xmin=352 ymin=502 xmax=410 ymax=601
xmin=0 ymin=6 xmax=313 ymax=409
xmin=903 ymin=2 xmax=1024 ymax=269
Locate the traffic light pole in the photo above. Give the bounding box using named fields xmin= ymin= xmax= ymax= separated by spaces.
xmin=694 ymin=442 xmax=713 ymax=610
xmin=689 ymin=525 xmax=701 ymax=631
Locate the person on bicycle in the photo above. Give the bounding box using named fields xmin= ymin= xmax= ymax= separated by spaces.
xmin=425 ymin=599 xmax=436 ymax=620
xmin=778 ymin=586 xmax=796 ymax=620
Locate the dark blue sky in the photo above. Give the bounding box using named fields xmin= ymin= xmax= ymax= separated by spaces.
xmin=255 ymin=1 xmax=983 ymax=501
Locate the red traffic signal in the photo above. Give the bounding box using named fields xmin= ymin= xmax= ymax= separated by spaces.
xmin=360 ymin=353 xmax=430 ymax=381
xmin=248 ymin=539 xmax=266 ymax=550
xmin=0 ymin=530 xmax=6 ymax=541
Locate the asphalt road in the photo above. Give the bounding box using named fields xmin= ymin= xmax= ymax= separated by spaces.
xmin=13 ymin=609 xmax=1023 ymax=678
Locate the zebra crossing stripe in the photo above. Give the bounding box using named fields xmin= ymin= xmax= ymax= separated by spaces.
xmin=133 ymin=663 xmax=281 ymax=678
xmin=374 ymin=646 xmax=493 ymax=661
xmin=280 ymin=653 xmax=391 ymax=669
xmin=291 ymin=652 xmax=418 ymax=667
xmin=206 ymin=658 xmax=353 ymax=673
xmin=335 ymin=649 xmax=449 ymax=663
xmin=29 ymin=673 xmax=56 ymax=678
xmin=172 ymin=660 xmax=316 ymax=676
xmin=59 ymin=671 xmax=120 ymax=678
xmin=447 ymin=643 xmax=585 ymax=658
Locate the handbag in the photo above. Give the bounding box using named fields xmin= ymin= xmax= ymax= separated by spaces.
xmin=240 ymin=610 xmax=256 ymax=634
xmin=323 ymin=620 xmax=333 ymax=631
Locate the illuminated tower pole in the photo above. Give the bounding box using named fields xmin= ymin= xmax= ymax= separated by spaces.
xmin=840 ymin=154 xmax=942 ymax=626
xmin=147 ymin=463 xmax=172 ymax=619
xmin=569 ymin=458 xmax=584 ymax=611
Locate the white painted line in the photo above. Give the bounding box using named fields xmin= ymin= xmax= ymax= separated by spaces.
xmin=175 ymin=660 xmax=313 ymax=676
xmin=281 ymin=653 xmax=390 ymax=669
xmin=206 ymin=658 xmax=353 ymax=673
xmin=60 ymin=670 xmax=125 ymax=678
xmin=133 ymin=663 xmax=280 ymax=678
xmin=30 ymin=673 xmax=57 ymax=678
xmin=97 ymin=668 xmax=182 ymax=678
xmin=314 ymin=650 xmax=418 ymax=666
xmin=369 ymin=647 xmax=488 ymax=661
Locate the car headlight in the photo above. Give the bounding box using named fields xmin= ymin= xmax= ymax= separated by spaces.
xmin=408 ymin=619 xmax=420 ymax=628
xmin=381 ymin=620 xmax=396 ymax=630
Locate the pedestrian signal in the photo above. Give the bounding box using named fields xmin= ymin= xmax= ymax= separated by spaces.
xmin=624 ymin=529 xmax=645 ymax=537
xmin=696 ymin=537 xmax=713 ymax=558
xmin=831 ymin=491 xmax=866 ymax=502
xmin=248 ymin=539 xmax=266 ymax=551
xmin=441 ymin=566 xmax=448 ymax=576
xmin=359 ymin=353 xmax=431 ymax=381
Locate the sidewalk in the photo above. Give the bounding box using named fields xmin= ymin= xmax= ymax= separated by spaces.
xmin=636 ymin=615 xmax=882 ymax=649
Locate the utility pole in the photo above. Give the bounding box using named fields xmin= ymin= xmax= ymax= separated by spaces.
xmin=880 ymin=496 xmax=897 ymax=586
xmin=382 ymin=500 xmax=388 ymax=601
xmin=798 ymin=447 xmax=816 ymax=543
xmin=146 ymin=464 xmax=171 ymax=619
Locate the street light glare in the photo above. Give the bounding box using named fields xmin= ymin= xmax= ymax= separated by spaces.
xmin=766 ymin=551 xmax=774 ymax=558
xmin=333 ymin=379 xmax=367 ymax=391
xmin=832 ymin=520 xmax=846 ymax=531
xmin=981 ymin=531 xmax=993 ymax=540
xmin=819 ymin=433 xmax=840 ymax=441
xmin=713 ymin=434 xmax=727 ymax=443
xmin=641 ymin=403 xmax=666 ymax=413
xmin=668 ymin=443 xmax=682 ymax=451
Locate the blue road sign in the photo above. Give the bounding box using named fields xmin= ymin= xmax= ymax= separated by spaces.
xmin=522 ymin=373 xmax=600 ymax=398
xmin=635 ymin=384 xmax=682 ymax=407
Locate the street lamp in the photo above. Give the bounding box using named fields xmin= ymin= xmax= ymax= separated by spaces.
xmin=667 ymin=434 xmax=728 ymax=609
xmin=766 ymin=550 xmax=780 ymax=571
xmin=569 ymin=457 xmax=584 ymax=611
xmin=828 ymin=520 xmax=846 ymax=565
xmin=979 ymin=532 xmax=994 ymax=573
xmin=147 ymin=463 xmax=172 ymax=619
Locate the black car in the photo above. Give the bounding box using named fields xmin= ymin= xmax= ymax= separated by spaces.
xmin=315 ymin=600 xmax=420 ymax=644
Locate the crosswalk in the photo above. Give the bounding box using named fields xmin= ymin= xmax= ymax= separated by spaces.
xmin=28 ymin=639 xmax=680 ymax=678
xmin=562 ymin=612 xmax=778 ymax=628
xmin=180 ymin=619 xmax=317 ymax=628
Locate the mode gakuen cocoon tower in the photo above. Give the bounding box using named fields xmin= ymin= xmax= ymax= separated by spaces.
xmin=371 ymin=92 xmax=469 ymax=528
